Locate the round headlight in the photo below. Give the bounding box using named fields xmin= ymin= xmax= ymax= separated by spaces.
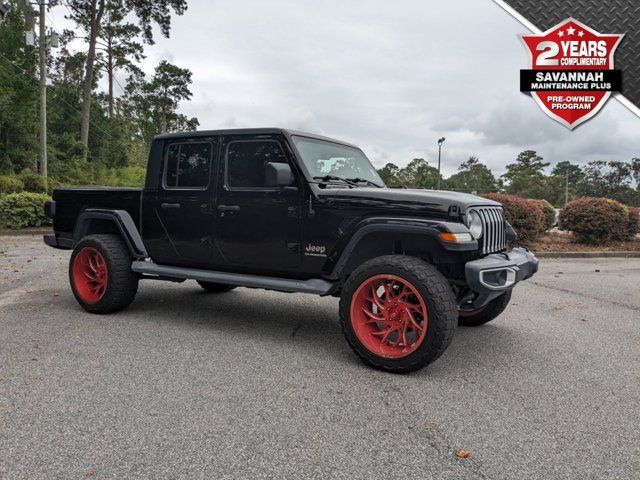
xmin=467 ymin=210 xmax=483 ymax=239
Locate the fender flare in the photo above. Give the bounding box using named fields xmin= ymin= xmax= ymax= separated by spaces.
xmin=328 ymin=219 xmax=477 ymax=280
xmin=73 ymin=209 xmax=148 ymax=259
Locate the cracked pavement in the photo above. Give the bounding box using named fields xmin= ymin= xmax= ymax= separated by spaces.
xmin=1 ymin=234 xmax=639 ymax=479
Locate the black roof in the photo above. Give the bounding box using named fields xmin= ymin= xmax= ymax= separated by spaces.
xmin=153 ymin=128 xmax=359 ymax=148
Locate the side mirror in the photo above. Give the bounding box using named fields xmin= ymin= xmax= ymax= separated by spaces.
xmin=265 ymin=162 xmax=294 ymax=187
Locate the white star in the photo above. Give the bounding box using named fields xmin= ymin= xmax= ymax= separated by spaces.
xmin=566 ymin=26 xmax=576 ymax=35
xmin=578 ymin=30 xmax=584 ymax=37
xmin=558 ymin=30 xmax=564 ymax=37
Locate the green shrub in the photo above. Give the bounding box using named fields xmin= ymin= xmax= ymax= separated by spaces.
xmin=0 ymin=175 xmax=25 ymax=194
xmin=19 ymin=169 xmax=47 ymax=193
xmin=0 ymin=192 xmax=51 ymax=229
xmin=481 ymin=193 xmax=543 ymax=243
xmin=559 ymin=197 xmax=630 ymax=244
xmin=92 ymin=165 xmax=146 ymax=187
xmin=45 ymin=178 xmax=63 ymax=195
xmin=624 ymin=206 xmax=639 ymax=239
xmin=528 ymin=198 xmax=555 ymax=232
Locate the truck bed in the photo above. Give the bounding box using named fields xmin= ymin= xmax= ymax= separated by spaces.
xmin=52 ymin=187 xmax=143 ymax=235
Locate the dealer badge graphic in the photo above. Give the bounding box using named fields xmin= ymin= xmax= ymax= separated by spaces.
xmin=520 ymin=18 xmax=623 ymax=129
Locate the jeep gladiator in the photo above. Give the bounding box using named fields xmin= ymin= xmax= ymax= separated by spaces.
xmin=43 ymin=128 xmax=538 ymax=373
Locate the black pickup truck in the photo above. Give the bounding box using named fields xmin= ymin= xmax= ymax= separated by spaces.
xmin=44 ymin=128 xmax=538 ymax=373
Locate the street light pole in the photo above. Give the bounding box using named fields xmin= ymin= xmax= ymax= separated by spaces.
xmin=565 ymin=166 xmax=569 ymax=206
xmin=437 ymin=137 xmax=445 ymax=190
xmin=38 ymin=0 xmax=47 ymax=187
xmin=0 ymin=3 xmax=12 ymax=25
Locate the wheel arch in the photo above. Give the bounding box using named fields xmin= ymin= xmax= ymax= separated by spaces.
xmin=327 ymin=220 xmax=474 ymax=281
xmin=73 ymin=209 xmax=147 ymax=259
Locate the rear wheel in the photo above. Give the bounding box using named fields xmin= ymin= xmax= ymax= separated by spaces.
xmin=69 ymin=234 xmax=138 ymax=314
xmin=458 ymin=290 xmax=512 ymax=327
xmin=340 ymin=255 xmax=457 ymax=373
xmin=197 ymin=281 xmax=236 ymax=293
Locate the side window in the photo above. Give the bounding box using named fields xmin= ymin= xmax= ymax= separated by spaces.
xmin=164 ymin=142 xmax=212 ymax=189
xmin=226 ymin=140 xmax=288 ymax=189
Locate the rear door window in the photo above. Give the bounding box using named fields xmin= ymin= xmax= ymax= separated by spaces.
xmin=164 ymin=142 xmax=212 ymax=189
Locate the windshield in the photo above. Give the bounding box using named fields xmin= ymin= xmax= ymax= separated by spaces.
xmin=292 ymin=136 xmax=385 ymax=187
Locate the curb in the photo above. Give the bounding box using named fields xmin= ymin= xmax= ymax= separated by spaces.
xmin=0 ymin=228 xmax=50 ymax=237
xmin=535 ymin=251 xmax=640 ymax=258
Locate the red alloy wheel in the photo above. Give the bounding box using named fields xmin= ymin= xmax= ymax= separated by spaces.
xmin=350 ymin=274 xmax=428 ymax=359
xmin=72 ymin=247 xmax=108 ymax=304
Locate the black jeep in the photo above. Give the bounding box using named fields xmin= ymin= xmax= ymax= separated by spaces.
xmin=44 ymin=128 xmax=538 ymax=373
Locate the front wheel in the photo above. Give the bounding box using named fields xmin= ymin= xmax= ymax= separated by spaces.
xmin=69 ymin=234 xmax=138 ymax=314
xmin=339 ymin=255 xmax=457 ymax=373
xmin=458 ymin=290 xmax=512 ymax=327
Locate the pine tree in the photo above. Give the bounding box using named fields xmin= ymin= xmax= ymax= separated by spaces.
xmin=64 ymin=0 xmax=187 ymax=155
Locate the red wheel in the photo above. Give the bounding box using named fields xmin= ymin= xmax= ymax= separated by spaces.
xmin=69 ymin=235 xmax=138 ymax=313
xmin=340 ymin=255 xmax=456 ymax=373
xmin=72 ymin=247 xmax=109 ymax=304
xmin=458 ymin=304 xmax=487 ymax=317
xmin=458 ymin=291 xmax=512 ymax=327
xmin=350 ymin=274 xmax=428 ymax=359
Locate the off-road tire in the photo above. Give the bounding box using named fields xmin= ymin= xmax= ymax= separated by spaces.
xmin=69 ymin=234 xmax=138 ymax=314
xmin=339 ymin=255 xmax=457 ymax=373
xmin=197 ymin=281 xmax=236 ymax=293
xmin=458 ymin=291 xmax=512 ymax=327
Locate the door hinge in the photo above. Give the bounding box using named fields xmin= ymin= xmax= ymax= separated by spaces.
xmin=308 ymin=194 xmax=315 ymax=217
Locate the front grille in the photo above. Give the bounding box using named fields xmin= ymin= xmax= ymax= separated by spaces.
xmin=471 ymin=206 xmax=507 ymax=255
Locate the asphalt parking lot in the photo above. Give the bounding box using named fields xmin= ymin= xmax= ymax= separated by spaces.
xmin=1 ymin=234 xmax=639 ymax=479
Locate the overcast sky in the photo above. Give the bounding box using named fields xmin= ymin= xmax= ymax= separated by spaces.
xmin=52 ymin=0 xmax=640 ymax=176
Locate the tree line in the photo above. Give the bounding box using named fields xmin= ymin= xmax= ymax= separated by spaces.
xmin=378 ymin=151 xmax=640 ymax=207
xmin=1 ymin=1 xmax=638 ymax=206
xmin=0 ymin=0 xmax=196 ymax=187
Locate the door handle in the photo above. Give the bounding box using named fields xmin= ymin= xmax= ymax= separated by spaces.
xmin=217 ymin=205 xmax=240 ymax=212
xmin=161 ymin=202 xmax=181 ymax=209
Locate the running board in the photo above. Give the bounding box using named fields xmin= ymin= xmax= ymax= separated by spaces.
xmin=131 ymin=261 xmax=335 ymax=295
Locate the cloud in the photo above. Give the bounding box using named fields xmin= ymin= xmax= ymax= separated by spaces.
xmin=51 ymin=0 xmax=640 ymax=176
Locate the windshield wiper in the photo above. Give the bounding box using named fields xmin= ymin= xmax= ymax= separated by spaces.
xmin=345 ymin=177 xmax=382 ymax=188
xmin=312 ymin=175 xmax=358 ymax=187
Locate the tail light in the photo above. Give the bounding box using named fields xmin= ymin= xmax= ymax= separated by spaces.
xmin=44 ymin=200 xmax=56 ymax=218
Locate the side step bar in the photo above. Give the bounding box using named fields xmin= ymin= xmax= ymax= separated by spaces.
xmin=131 ymin=261 xmax=335 ymax=295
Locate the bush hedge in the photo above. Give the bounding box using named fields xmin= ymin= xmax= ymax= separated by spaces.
xmin=0 ymin=192 xmax=51 ymax=229
xmin=0 ymin=175 xmax=25 ymax=194
xmin=0 ymin=166 xmax=145 ymax=198
xmin=559 ymin=197 xmax=636 ymax=244
xmin=481 ymin=193 xmax=543 ymax=243
xmin=528 ymin=199 xmax=555 ymax=232
xmin=624 ymin=206 xmax=639 ymax=239
xmin=19 ymin=169 xmax=48 ymax=193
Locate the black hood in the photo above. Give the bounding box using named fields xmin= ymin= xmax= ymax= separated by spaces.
xmin=316 ymin=187 xmax=500 ymax=216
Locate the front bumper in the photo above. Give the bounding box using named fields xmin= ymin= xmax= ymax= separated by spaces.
xmin=465 ymin=247 xmax=538 ymax=308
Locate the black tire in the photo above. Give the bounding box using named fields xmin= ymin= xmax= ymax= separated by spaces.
xmin=69 ymin=234 xmax=138 ymax=314
xmin=458 ymin=290 xmax=512 ymax=327
xmin=196 ymin=281 xmax=236 ymax=293
xmin=339 ymin=255 xmax=457 ymax=373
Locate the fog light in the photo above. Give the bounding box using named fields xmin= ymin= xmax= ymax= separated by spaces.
xmin=479 ymin=267 xmax=516 ymax=289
